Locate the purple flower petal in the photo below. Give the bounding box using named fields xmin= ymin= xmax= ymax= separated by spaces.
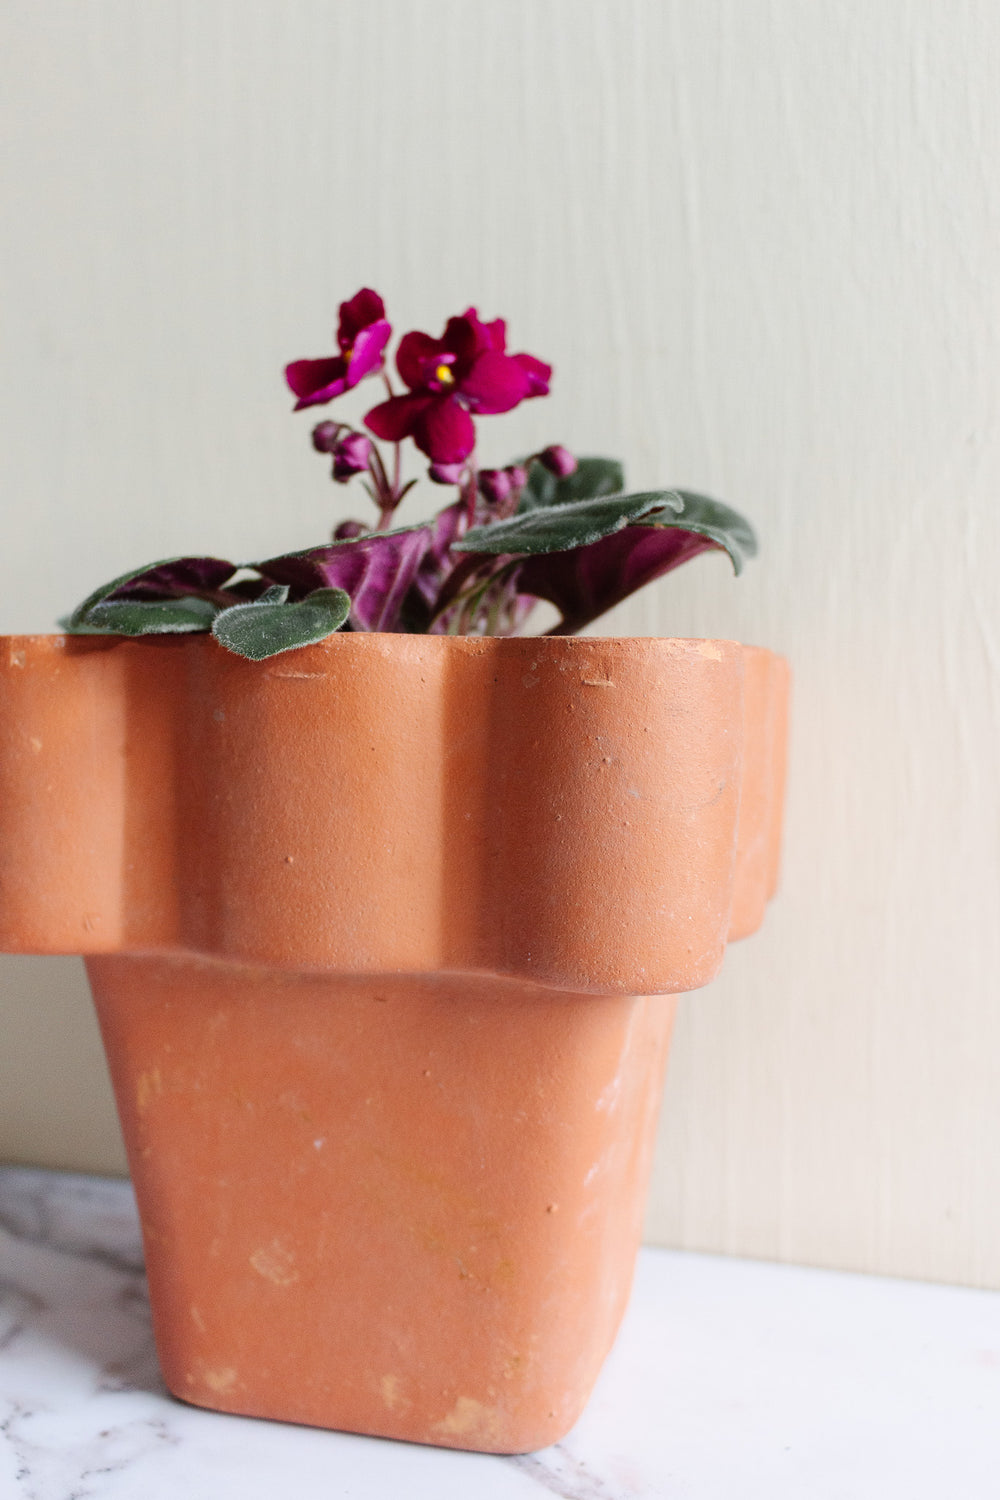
xmin=396 ymin=330 xmax=446 ymax=390
xmin=513 ymin=353 xmax=552 ymax=397
xmin=345 ymin=318 xmax=391 ymax=386
xmin=365 ymin=392 xmax=436 ymax=442
xmin=338 ymin=288 xmax=386 ymax=348
xmin=412 ymin=396 xmax=476 ymax=463
xmin=484 ymin=317 xmax=507 ymax=351
xmin=460 ymin=351 xmax=533 ymax=415
xmin=285 ymin=356 xmax=349 ymax=410
xmin=441 ymin=313 xmax=485 ymax=369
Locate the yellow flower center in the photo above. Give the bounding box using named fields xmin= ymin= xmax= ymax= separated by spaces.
xmin=435 ymin=363 xmax=456 ymax=387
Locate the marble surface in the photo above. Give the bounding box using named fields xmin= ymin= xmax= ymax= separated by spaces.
xmin=0 ymin=1168 xmax=998 ymax=1499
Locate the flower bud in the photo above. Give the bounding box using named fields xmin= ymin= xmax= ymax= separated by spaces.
xmin=428 ymin=462 xmax=464 ymax=485
xmin=539 ymin=444 xmax=577 ymax=478
xmin=333 ymin=519 xmax=368 ymax=540
xmin=478 ymin=468 xmax=513 ymax=506
xmin=312 ymin=420 xmax=343 ymax=454
xmin=332 ymin=431 xmax=373 ymax=481
xmin=506 ymin=465 xmax=528 ymax=491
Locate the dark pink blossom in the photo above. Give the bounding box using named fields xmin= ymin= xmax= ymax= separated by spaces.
xmin=478 ymin=468 xmax=513 ymax=506
xmin=539 ymin=444 xmax=577 ymax=478
xmin=428 ymin=462 xmax=465 ymax=485
xmin=311 ymin=421 xmax=343 ymax=453
xmin=285 ymin=289 xmax=391 ymax=411
xmin=364 ymin=309 xmax=551 ymax=465
xmin=331 ymin=431 xmax=372 ymax=481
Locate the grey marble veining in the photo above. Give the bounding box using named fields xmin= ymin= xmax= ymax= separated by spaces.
xmin=1 ymin=1165 xmax=999 ymax=1499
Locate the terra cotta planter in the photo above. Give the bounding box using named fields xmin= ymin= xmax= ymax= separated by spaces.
xmin=0 ymin=631 xmax=788 ymax=1453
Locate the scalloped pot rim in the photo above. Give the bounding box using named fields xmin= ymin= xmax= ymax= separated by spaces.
xmin=0 ymin=629 xmax=789 ymax=1452
xmin=0 ymin=631 xmax=787 ymax=982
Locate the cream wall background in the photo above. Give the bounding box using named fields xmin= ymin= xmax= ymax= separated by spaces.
xmin=1 ymin=0 xmax=999 ymax=1288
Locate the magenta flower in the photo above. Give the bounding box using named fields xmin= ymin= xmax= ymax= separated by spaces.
xmin=364 ymin=309 xmax=551 ymax=465
xmin=478 ymin=468 xmax=514 ymax=506
xmin=539 ymin=444 xmax=578 ymax=479
xmin=331 ymin=431 xmax=372 ymax=481
xmin=285 ymin=289 xmax=391 ymax=411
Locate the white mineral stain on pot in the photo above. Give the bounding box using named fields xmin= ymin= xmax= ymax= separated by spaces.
xmin=249 ymin=1240 xmax=300 ymax=1285
xmin=433 ymin=1395 xmax=501 ymax=1440
xmin=380 ymin=1374 xmax=403 ymax=1409
xmin=135 ymin=1069 xmax=163 ymax=1113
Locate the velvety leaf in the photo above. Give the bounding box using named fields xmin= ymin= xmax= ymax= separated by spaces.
xmin=518 ymin=526 xmax=720 ymax=635
xmin=457 ymin=488 xmax=756 ymax=576
xmin=67 ymin=556 xmax=239 ymax=628
xmin=256 ymin=526 xmax=433 ymax=632
xmin=257 ymin=584 xmax=290 ymax=605
xmin=211 ymin=588 xmax=351 ymax=660
xmin=667 ymin=490 xmax=758 ymax=564
xmin=456 ymin=489 xmax=685 ymax=556
xmin=519 ymin=455 xmax=626 ymax=512
xmin=67 ymin=596 xmax=220 ymax=636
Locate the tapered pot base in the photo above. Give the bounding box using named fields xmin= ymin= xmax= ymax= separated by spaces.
xmin=88 ymin=954 xmax=676 ymax=1453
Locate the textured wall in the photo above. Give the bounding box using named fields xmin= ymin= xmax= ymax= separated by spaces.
xmin=2 ymin=0 xmax=999 ymax=1287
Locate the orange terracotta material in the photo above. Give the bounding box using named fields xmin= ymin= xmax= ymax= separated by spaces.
xmin=0 ymin=631 xmax=788 ymax=1453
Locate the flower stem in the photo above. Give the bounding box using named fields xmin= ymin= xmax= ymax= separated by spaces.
xmin=462 ymin=458 xmax=479 ymax=524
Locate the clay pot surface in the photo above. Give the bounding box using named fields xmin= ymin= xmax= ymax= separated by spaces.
xmin=89 ymin=957 xmax=676 ymax=1452
xmin=0 ymin=631 xmax=788 ymax=1451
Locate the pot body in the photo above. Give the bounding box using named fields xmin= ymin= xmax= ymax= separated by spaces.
xmin=0 ymin=631 xmax=788 ymax=1451
xmin=88 ymin=955 xmax=676 ymax=1453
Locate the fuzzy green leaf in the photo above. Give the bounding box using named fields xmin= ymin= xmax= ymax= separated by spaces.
xmin=211 ymin=588 xmax=351 ymax=660
xmin=65 ymin=556 xmax=239 ymax=630
xmin=68 ymin=596 xmax=220 ymax=636
xmin=519 ymin=456 xmax=626 ymax=513
xmin=457 ymin=490 xmax=685 ymax=556
xmin=457 ymin=488 xmax=756 ymax=574
xmin=666 ymin=491 xmax=758 ymax=568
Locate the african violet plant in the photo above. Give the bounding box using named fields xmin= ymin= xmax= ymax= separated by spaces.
xmin=64 ymin=289 xmax=756 ymax=658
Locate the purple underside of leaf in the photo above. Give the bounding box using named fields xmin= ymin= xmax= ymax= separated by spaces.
xmin=516 ymin=526 xmax=721 ymax=633
xmin=257 ymin=530 xmax=433 ymax=632
xmin=111 ymin=557 xmax=240 ymax=602
xmin=410 ymin=500 xmax=469 ymax=609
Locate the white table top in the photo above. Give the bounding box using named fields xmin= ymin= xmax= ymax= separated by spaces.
xmin=0 ymin=1165 xmax=998 ymax=1499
